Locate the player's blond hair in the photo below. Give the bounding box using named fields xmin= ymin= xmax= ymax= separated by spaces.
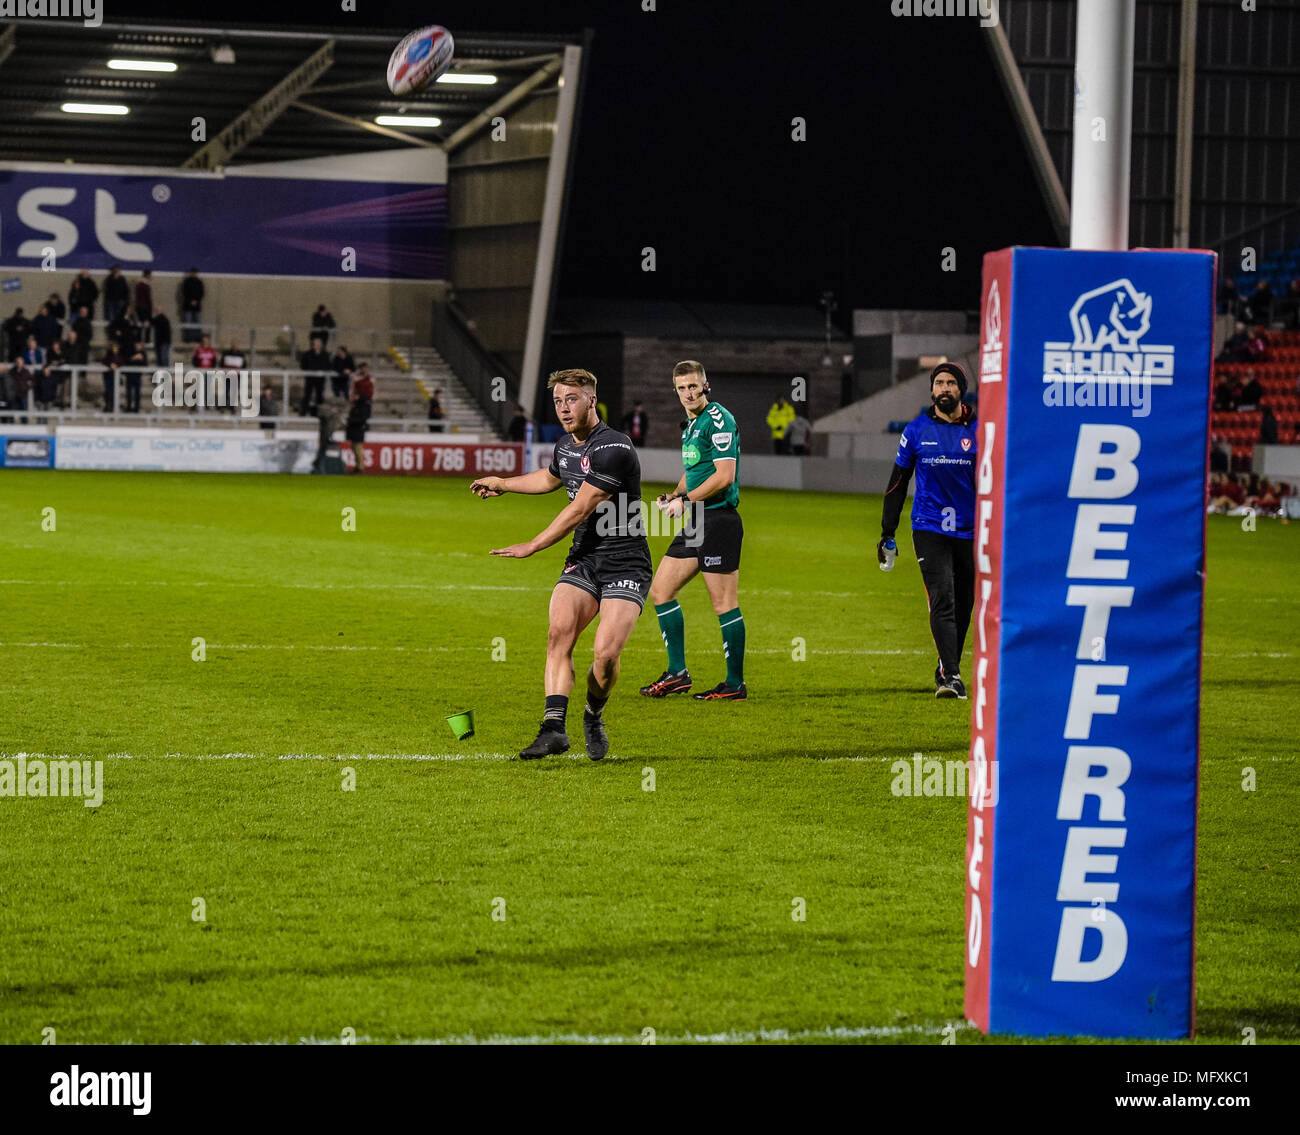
xmin=547 ymin=368 xmax=597 ymax=390
xmin=672 ymin=360 xmax=707 ymax=384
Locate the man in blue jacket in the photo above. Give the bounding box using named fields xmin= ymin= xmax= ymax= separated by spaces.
xmin=878 ymin=362 xmax=978 ymax=699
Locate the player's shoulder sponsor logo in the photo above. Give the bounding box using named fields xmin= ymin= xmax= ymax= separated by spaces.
xmin=899 ymin=434 xmax=908 ymax=447
xmin=558 ymin=456 xmax=568 ymax=468
xmin=712 ymin=431 xmax=733 ymax=451
xmin=961 ymin=437 xmax=972 ymax=451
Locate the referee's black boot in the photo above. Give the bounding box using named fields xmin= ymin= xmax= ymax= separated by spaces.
xmin=583 ymin=711 xmax=610 ymax=761
xmin=520 ymin=722 xmax=570 ymax=760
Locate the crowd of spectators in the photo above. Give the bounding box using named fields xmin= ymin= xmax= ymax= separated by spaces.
xmin=1219 ymin=277 xmax=1300 ymax=329
xmin=0 ymin=267 xmax=363 ymax=419
xmin=1207 ymin=471 xmax=1292 ymax=516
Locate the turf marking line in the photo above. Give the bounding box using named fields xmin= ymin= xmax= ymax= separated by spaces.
xmin=235 ymin=1022 xmax=974 ymax=1046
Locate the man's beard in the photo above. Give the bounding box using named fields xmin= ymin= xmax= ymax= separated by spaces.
xmin=933 ymin=393 xmax=958 ymax=413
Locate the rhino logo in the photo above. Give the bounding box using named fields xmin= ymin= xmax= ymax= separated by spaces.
xmin=1069 ymin=279 xmax=1151 ymax=351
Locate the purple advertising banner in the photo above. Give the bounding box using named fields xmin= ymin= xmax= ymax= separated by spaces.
xmin=0 ymin=167 xmax=446 ymax=279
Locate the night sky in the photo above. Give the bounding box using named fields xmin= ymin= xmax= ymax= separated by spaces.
xmin=114 ymin=1 xmax=1058 ymax=320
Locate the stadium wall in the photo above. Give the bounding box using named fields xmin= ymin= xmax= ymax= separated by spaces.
xmin=621 ymin=336 xmax=851 ymax=449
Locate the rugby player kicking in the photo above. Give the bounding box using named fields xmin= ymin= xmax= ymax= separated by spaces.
xmin=471 ymin=368 xmax=652 ymax=760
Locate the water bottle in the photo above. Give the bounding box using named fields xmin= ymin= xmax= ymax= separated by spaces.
xmin=879 ymin=538 xmax=897 ymax=572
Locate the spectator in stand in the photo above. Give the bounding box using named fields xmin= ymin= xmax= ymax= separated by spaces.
xmin=767 ymin=394 xmax=795 ymax=454
xmin=5 ymin=358 xmax=32 ymax=418
xmin=107 ymin=307 xmax=137 ymax=358
xmin=46 ymin=292 xmax=66 ymax=324
xmin=43 ymin=339 xmax=71 ymax=409
xmin=311 ymin=304 xmax=336 ymax=336
xmin=1209 ymin=436 xmax=1229 ymax=473
xmin=1213 ymin=374 xmax=1241 ymax=411
xmin=330 ymin=343 xmax=355 ymax=398
xmin=1244 ymin=324 xmax=1270 ymax=363
xmin=71 ymin=306 xmax=93 ymax=366
xmin=1243 ymin=280 xmax=1273 ymax=326
xmin=346 ymin=362 xmax=375 ymax=473
xmin=1239 ymin=369 xmax=1263 ymax=410
xmin=427 ymin=386 xmax=445 ymax=433
xmin=124 ymin=341 xmax=147 ymax=413
xmin=507 ymin=403 xmax=528 ymax=442
xmin=20 ymin=334 xmax=45 ymax=368
xmin=103 ymin=265 xmax=129 ymax=324
xmin=298 ymin=335 xmax=330 ymax=415
xmin=101 ymin=342 xmax=123 ymax=412
xmin=1283 ymin=279 xmax=1300 ymax=331
xmin=1216 ymin=321 xmax=1250 ymax=364
xmin=786 ymin=411 xmax=813 ymax=456
xmin=192 ymin=335 xmax=218 ymax=369
xmin=4 ymin=307 xmax=31 ymax=361
xmin=152 ymin=309 xmax=172 ymax=368
xmin=31 ymin=303 xmax=60 ymax=351
xmin=68 ymin=269 xmax=98 ymax=322
xmin=181 ymin=267 xmax=204 ymax=343
xmin=259 ymin=384 xmax=276 ymax=430
xmin=621 ymin=400 xmax=649 ymax=447
xmin=133 ymin=269 xmax=154 ymax=344
xmin=1260 ymin=405 xmax=1279 ymax=445
xmin=1217 ymin=276 xmax=1240 ymax=318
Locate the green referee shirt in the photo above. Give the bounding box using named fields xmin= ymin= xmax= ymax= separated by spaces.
xmin=682 ymin=400 xmax=740 ymax=510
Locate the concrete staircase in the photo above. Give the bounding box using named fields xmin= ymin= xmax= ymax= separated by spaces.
xmin=383 ymin=345 xmax=499 ymax=436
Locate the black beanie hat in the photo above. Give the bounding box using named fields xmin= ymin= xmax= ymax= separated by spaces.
xmin=930 ymin=361 xmax=969 ymax=397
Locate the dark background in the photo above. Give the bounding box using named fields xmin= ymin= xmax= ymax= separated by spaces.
xmin=110 ymin=1 xmax=1057 ymax=323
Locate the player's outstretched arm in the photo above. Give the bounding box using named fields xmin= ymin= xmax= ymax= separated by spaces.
xmin=470 ymin=468 xmax=561 ymax=498
xmin=490 ymin=482 xmax=611 ymax=558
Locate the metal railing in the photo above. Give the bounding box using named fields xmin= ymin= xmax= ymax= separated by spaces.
xmin=0 ymin=364 xmax=487 ymax=431
xmin=4 ymin=322 xmax=416 ymax=369
xmin=431 ymin=301 xmax=516 ymax=437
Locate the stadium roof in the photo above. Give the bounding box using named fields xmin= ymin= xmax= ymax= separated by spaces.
xmin=0 ymin=18 xmax=579 ymax=167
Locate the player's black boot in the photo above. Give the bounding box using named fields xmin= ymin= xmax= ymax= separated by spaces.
xmin=692 ymin=681 xmax=747 ymax=701
xmin=583 ymin=711 xmax=609 ymax=761
xmin=639 ymin=669 xmax=692 ymax=697
xmin=519 ymin=722 xmax=570 ymax=760
xmin=936 ymin=674 xmax=967 ymax=700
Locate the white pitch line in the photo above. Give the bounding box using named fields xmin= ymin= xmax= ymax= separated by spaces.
xmin=233 ymin=1022 xmax=972 ymax=1046
xmin=0 ymin=641 xmax=925 ymax=656
xmin=0 ymin=579 xmax=861 ymax=599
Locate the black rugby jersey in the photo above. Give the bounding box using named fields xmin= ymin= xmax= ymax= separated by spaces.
xmin=548 ymin=421 xmax=648 ymax=558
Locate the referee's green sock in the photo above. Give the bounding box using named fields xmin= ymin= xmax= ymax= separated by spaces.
xmin=654 ymin=600 xmax=687 ymax=673
xmin=718 ymin=607 xmax=745 ymax=687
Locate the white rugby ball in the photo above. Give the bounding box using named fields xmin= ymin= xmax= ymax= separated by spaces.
xmin=387 ymin=25 xmax=455 ymax=96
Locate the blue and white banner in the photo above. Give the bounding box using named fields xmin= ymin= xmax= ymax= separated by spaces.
xmin=0 ymin=165 xmax=446 ymax=279
xmin=968 ymin=247 xmax=1215 ymax=1039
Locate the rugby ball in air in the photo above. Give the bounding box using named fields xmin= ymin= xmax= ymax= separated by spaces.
xmin=387 ymin=25 xmax=455 ymax=96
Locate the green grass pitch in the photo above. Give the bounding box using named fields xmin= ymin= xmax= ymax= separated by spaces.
xmin=0 ymin=469 xmax=1295 ymax=1045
